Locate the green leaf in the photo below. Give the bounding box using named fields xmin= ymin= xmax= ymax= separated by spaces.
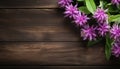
xmin=105 ymin=45 xmax=111 ymax=60
xmin=105 ymin=34 xmax=113 ymax=60
xmin=85 ymin=0 xmax=96 ymax=14
xmin=108 ymin=15 xmax=120 ymax=23
xmin=99 ymin=0 xmax=103 ymax=8
xmin=77 ymin=0 xmax=84 ymax=1
xmin=79 ymin=6 xmax=91 ymax=14
xmin=87 ymin=38 xmax=102 ymax=47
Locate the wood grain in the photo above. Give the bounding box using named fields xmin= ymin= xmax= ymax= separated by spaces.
xmin=0 ymin=26 xmax=80 ymax=41
xmin=0 ymin=0 xmax=58 ymax=8
xmin=0 ymin=42 xmax=108 ymax=65
xmin=0 ymin=66 xmax=120 ymax=69
xmin=0 ymin=9 xmax=64 ymax=26
xmin=0 ymin=9 xmax=80 ymax=41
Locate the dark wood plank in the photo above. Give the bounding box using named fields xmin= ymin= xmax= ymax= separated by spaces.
xmin=0 ymin=66 xmax=120 ymax=69
xmin=0 ymin=0 xmax=58 ymax=8
xmin=0 ymin=9 xmax=80 ymax=41
xmin=0 ymin=42 xmax=109 ymax=65
xmin=0 ymin=9 xmax=65 ymax=26
xmin=0 ymin=26 xmax=79 ymax=41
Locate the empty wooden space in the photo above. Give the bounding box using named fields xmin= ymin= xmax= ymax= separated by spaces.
xmin=0 ymin=0 xmax=119 ymax=69
xmin=0 ymin=0 xmax=58 ymax=8
xmin=0 ymin=42 xmax=107 ymax=65
xmin=0 ymin=9 xmax=80 ymax=41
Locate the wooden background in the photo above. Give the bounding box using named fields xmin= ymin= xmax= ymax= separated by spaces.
xmin=0 ymin=0 xmax=119 ymax=69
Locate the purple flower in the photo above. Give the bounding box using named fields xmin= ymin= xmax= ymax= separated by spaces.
xmin=81 ymin=25 xmax=97 ymax=41
xmin=110 ymin=24 xmax=120 ymax=40
xmin=93 ymin=8 xmax=108 ymax=23
xmin=111 ymin=0 xmax=120 ymax=6
xmin=112 ymin=39 xmax=120 ymax=57
xmin=64 ymin=4 xmax=79 ymax=18
xmin=97 ymin=23 xmax=110 ymax=37
xmin=74 ymin=12 xmax=89 ymax=26
xmin=58 ymin=0 xmax=72 ymax=8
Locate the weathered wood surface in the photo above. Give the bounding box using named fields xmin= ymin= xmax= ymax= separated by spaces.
xmin=0 ymin=9 xmax=80 ymax=41
xmin=0 ymin=66 xmax=120 ymax=69
xmin=0 ymin=0 xmax=119 ymax=68
xmin=0 ymin=9 xmax=64 ymax=26
xmin=0 ymin=0 xmax=58 ymax=8
xmin=0 ymin=42 xmax=107 ymax=65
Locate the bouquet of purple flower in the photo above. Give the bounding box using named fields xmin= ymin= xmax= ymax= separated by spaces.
xmin=58 ymin=0 xmax=120 ymax=60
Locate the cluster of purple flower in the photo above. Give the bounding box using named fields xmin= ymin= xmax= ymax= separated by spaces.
xmin=58 ymin=0 xmax=120 ymax=58
xmin=58 ymin=0 xmax=109 ymax=41
xmin=93 ymin=8 xmax=109 ymax=37
xmin=110 ymin=24 xmax=120 ymax=57
xmin=111 ymin=0 xmax=120 ymax=58
xmin=111 ymin=0 xmax=120 ymax=6
xmin=58 ymin=0 xmax=72 ymax=8
xmin=112 ymin=39 xmax=120 ymax=57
